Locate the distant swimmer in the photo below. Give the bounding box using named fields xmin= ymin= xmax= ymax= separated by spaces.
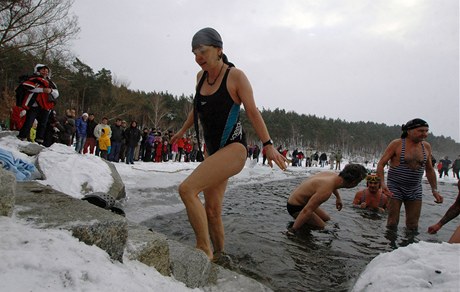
xmin=377 ymin=118 xmax=443 ymax=231
xmin=428 ymin=180 xmax=460 ymax=243
xmin=287 ymin=163 xmax=367 ymax=231
xmin=353 ymin=174 xmax=388 ymax=213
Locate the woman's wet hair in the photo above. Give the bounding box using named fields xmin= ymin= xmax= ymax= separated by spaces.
xmin=338 ymin=164 xmax=368 ymax=184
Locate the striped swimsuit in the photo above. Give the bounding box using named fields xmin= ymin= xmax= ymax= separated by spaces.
xmin=387 ymin=139 xmax=426 ymax=201
xmin=196 ymin=67 xmax=246 ymax=155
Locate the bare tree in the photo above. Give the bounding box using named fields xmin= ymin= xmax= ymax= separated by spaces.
xmin=149 ymin=94 xmax=169 ymax=129
xmin=0 ymin=0 xmax=80 ymax=58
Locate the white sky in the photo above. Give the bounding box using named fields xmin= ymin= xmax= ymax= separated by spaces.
xmin=70 ymin=0 xmax=459 ymax=142
xmin=0 ymin=137 xmax=459 ymax=291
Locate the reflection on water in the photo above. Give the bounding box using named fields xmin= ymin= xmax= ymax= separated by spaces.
xmin=141 ymin=177 xmax=457 ymax=292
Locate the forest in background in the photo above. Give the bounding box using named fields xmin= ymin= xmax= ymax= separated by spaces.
xmin=1 ymin=0 xmax=458 ymax=162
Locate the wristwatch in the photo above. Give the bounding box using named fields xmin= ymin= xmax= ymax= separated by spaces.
xmin=263 ymin=139 xmax=273 ymax=147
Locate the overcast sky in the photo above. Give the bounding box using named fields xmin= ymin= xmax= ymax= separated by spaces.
xmin=70 ymin=0 xmax=459 ymax=142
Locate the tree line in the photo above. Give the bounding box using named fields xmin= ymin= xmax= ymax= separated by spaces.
xmin=1 ymin=0 xmax=458 ymax=162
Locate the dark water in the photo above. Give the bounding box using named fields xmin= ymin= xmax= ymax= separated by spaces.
xmin=140 ymin=178 xmax=458 ymax=292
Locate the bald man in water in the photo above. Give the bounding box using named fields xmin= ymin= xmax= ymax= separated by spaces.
xmin=287 ymin=164 xmax=367 ymax=231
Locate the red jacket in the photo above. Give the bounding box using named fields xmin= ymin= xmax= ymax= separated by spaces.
xmin=184 ymin=141 xmax=192 ymax=153
xmin=177 ymin=138 xmax=185 ymax=148
xmin=10 ymin=106 xmax=26 ymax=130
xmin=22 ymin=76 xmax=58 ymax=110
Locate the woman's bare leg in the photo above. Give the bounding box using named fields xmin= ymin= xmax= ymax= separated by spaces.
xmin=204 ymin=180 xmax=228 ymax=254
xmin=178 ymin=143 xmax=246 ymax=259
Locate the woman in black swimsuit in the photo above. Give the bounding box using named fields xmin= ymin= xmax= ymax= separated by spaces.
xmin=171 ymin=27 xmax=287 ymax=260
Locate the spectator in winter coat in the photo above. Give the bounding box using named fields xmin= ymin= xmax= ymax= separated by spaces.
xmin=329 ymin=152 xmax=335 ymax=170
xmin=29 ymin=120 xmax=37 ymax=143
xmin=252 ymin=145 xmax=260 ymax=162
xmin=335 ymin=150 xmax=343 ymax=170
xmin=154 ymin=140 xmax=162 ymax=162
xmin=312 ymin=152 xmax=319 ymax=167
xmin=143 ymin=130 xmax=155 ymax=162
xmin=43 ymin=111 xmax=64 ymax=147
xmin=109 ymin=118 xmax=124 ymax=162
xmin=291 ymin=149 xmax=299 ymax=166
xmin=171 ymin=134 xmax=179 ymax=162
xmin=139 ymin=128 xmax=149 ymax=161
xmin=119 ymin=120 xmax=128 ymax=162
xmin=162 ymin=139 xmax=170 ymax=162
xmin=59 ymin=117 xmax=76 ymax=146
xmin=75 ymin=113 xmax=88 ymax=153
xmin=123 ymin=121 xmax=141 ymax=164
xmin=176 ymin=136 xmax=185 ymax=162
xmin=98 ymin=128 xmax=111 ymax=160
xmin=184 ymin=137 xmax=192 ymax=162
xmin=17 ymin=64 xmax=59 ymax=144
xmin=83 ymin=113 xmax=97 ymax=154
xmin=94 ymin=117 xmax=111 ymax=156
xmin=439 ymin=156 xmax=452 ymax=178
xmin=452 ymin=155 xmax=460 ymax=179
xmin=320 ymin=152 xmax=327 ymax=167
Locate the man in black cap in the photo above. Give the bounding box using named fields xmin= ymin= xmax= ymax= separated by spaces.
xmin=376 ymin=118 xmax=443 ymax=231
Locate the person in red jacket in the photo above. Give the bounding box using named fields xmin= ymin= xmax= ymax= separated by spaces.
xmin=184 ymin=137 xmax=192 ymax=162
xmin=10 ymin=106 xmax=26 ymax=131
xmin=176 ymin=136 xmax=185 ymax=162
xmin=154 ymin=140 xmax=162 ymax=162
xmin=17 ymin=64 xmax=59 ymax=144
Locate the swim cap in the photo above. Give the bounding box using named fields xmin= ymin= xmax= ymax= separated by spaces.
xmin=401 ymin=118 xmax=429 ymax=138
xmin=192 ymin=27 xmax=223 ymax=50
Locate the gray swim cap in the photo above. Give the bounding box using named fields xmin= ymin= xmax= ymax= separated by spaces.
xmin=192 ymin=27 xmax=223 ymax=50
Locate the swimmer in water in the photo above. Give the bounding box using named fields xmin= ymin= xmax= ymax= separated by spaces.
xmin=287 ymin=164 xmax=367 ymax=231
xmin=353 ymin=174 xmax=388 ymax=213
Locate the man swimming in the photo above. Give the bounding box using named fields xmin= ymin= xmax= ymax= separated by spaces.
xmin=353 ymin=174 xmax=388 ymax=213
xmin=287 ymin=163 xmax=367 ymax=231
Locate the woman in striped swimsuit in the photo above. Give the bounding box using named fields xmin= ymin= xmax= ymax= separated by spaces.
xmin=377 ymin=118 xmax=443 ymax=230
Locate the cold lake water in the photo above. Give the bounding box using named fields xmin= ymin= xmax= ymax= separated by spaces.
xmin=135 ymin=175 xmax=457 ymax=292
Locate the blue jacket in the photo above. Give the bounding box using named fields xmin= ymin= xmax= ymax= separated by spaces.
xmin=75 ymin=117 xmax=88 ymax=138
